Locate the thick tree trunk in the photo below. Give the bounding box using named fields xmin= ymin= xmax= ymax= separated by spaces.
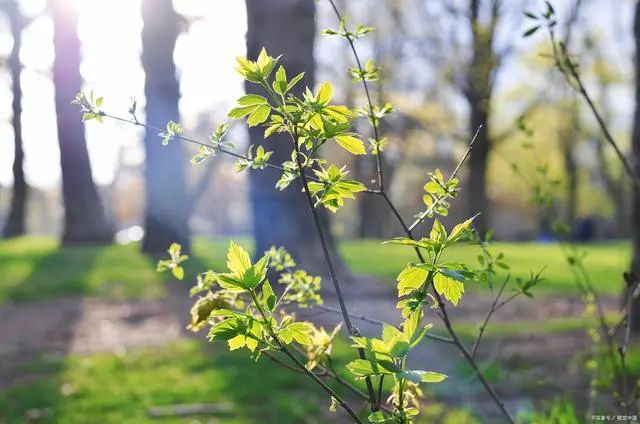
xmin=630 ymin=2 xmax=640 ymax=331
xmin=467 ymin=104 xmax=490 ymax=236
xmin=3 ymin=0 xmax=27 ymax=238
xmin=51 ymin=0 xmax=112 ymax=244
xmin=595 ymin=139 xmax=627 ymax=237
xmin=245 ymin=0 xmax=345 ymax=274
xmin=465 ymin=0 xmax=496 ymax=237
xmin=560 ymin=103 xmax=580 ymax=231
xmin=141 ymin=0 xmax=190 ymax=254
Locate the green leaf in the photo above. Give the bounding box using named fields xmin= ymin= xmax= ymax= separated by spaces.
xmin=262 ymin=280 xmax=276 ymax=312
xmin=207 ymin=318 xmax=240 ymax=341
xmin=523 ymin=25 xmax=541 ymax=37
xmin=347 ymin=359 xmax=395 ymax=378
xmin=400 ymin=370 xmax=447 ymax=383
xmin=388 ymin=339 xmax=410 ymax=358
xmin=172 ymin=266 xmax=184 ymax=280
xmin=287 ymin=72 xmax=305 ymax=91
xmin=430 ymin=219 xmax=447 ymax=243
xmin=433 ymin=273 xmax=464 ymax=306
xmin=448 ymin=216 xmax=476 ymax=242
xmin=397 ymin=266 xmax=429 ymax=296
xmin=335 ymin=135 xmax=366 ymax=155
xmin=280 ymin=322 xmax=313 ymax=345
xmin=247 ymin=104 xmax=271 ymax=127
xmin=227 ymin=242 xmax=251 ymax=277
xmin=316 ymin=82 xmax=333 ymax=105
xmin=242 ymin=255 xmax=268 ymax=289
xmin=382 ymin=237 xmax=435 ymax=251
xmin=228 ymin=105 xmax=259 ymax=119
xmin=368 ymin=411 xmax=391 ymax=423
xmin=237 ymin=94 xmax=268 ymax=106
xmin=228 ymin=334 xmax=246 ymax=350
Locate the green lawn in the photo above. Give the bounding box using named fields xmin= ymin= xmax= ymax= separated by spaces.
xmin=0 ymin=236 xmax=630 ymax=423
xmin=0 ymin=341 xmax=324 ymax=424
xmin=341 ymin=239 xmax=630 ymax=295
xmin=0 ymin=236 xmax=629 ymax=304
xmin=0 ymin=340 xmax=482 ymax=424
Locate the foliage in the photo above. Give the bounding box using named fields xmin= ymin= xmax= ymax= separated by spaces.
xmin=74 ymin=5 xmax=549 ymax=422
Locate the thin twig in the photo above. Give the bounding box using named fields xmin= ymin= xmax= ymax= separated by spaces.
xmin=407 ymin=125 xmax=481 ymax=233
xmin=100 ymin=111 xmax=341 ymax=187
xmin=471 ymin=276 xmax=512 ymax=358
xmin=548 ymin=30 xmax=640 ymax=190
xmin=327 ymin=0 xmax=384 ymax=191
xmin=433 ymin=290 xmax=516 ymax=423
xmin=291 ymin=130 xmax=378 ymax=411
xmin=309 ymin=302 xmax=455 ymax=344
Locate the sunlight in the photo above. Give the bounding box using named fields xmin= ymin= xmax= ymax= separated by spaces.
xmin=0 ymin=0 xmax=247 ymax=188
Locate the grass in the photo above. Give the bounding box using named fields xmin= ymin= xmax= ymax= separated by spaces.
xmin=341 ymin=239 xmax=630 ymax=295
xmin=0 ymin=236 xmax=629 ymax=422
xmin=0 ymin=236 xmax=629 ymax=304
xmin=0 ymin=341 xmax=325 ymax=424
xmin=0 ymin=339 xmax=483 ymax=424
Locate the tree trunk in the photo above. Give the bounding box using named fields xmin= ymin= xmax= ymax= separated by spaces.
xmin=630 ymin=1 xmax=640 ymax=331
xmin=465 ymin=0 xmax=496 ymax=237
xmin=245 ymin=0 xmax=345 ymax=274
xmin=560 ymin=102 xmax=580 ymax=232
xmin=51 ymin=0 xmax=113 ymax=244
xmin=595 ymin=139 xmax=627 ymax=237
xmin=3 ymin=0 xmax=27 ymax=238
xmin=141 ymin=0 xmax=190 ymax=254
xmin=467 ymin=104 xmax=490 ymax=236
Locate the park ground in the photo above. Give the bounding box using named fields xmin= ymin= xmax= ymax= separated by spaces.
xmin=0 ymin=236 xmax=634 ymax=423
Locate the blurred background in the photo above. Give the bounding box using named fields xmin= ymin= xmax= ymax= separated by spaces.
xmin=0 ymin=0 xmax=636 ymax=422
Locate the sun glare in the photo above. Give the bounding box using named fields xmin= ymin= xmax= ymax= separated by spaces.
xmin=0 ymin=0 xmax=246 ymax=189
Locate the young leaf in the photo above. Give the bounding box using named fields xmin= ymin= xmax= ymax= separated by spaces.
xmin=247 ymin=104 xmax=271 ymax=127
xmin=433 ymin=273 xmax=464 ymax=306
xmin=237 ymin=94 xmax=268 ymax=106
xmin=523 ymin=26 xmax=541 ymax=37
xmin=316 ymin=82 xmax=333 ymax=105
xmin=227 ymin=242 xmax=251 ymax=277
xmin=335 ymin=135 xmax=366 ymax=155
xmin=262 ymin=280 xmax=277 ymax=312
xmin=448 ymin=216 xmax=476 ymax=242
xmin=397 ymin=266 xmax=429 ymax=296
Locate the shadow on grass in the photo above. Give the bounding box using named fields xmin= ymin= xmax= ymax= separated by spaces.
xmin=0 ymin=340 xmax=328 ymax=423
xmin=0 ymin=243 xmax=101 ymax=422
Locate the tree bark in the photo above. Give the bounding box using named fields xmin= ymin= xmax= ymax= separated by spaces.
xmin=244 ymin=0 xmax=345 ymax=274
xmin=141 ymin=0 xmax=190 ymax=254
xmin=630 ymin=1 xmax=640 ymax=331
xmin=3 ymin=0 xmax=27 ymax=238
xmin=467 ymin=101 xmax=490 ymax=236
xmin=464 ymin=0 xmax=497 ymax=237
xmin=560 ymin=101 xmax=580 ymax=231
xmin=51 ymin=0 xmax=113 ymax=244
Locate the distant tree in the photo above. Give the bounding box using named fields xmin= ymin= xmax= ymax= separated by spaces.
xmin=244 ymin=0 xmax=344 ymax=272
xmin=461 ymin=0 xmax=503 ymax=236
xmin=140 ymin=0 xmax=190 ymax=254
xmin=51 ymin=0 xmax=112 ymax=244
xmin=2 ymin=0 xmax=27 ymax=238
